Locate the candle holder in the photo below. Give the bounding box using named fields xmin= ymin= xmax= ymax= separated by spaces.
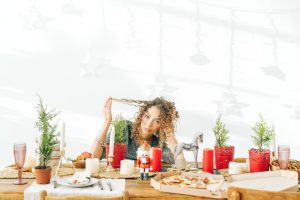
xmin=54 ymin=122 xmax=74 ymax=177
xmin=55 ymin=148 xmax=75 ymax=176
xmin=106 ymin=155 xmax=115 ymax=172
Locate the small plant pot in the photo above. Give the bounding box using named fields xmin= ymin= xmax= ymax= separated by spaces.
xmin=35 ymin=166 xmax=52 ymax=184
xmin=249 ymin=148 xmax=270 ymax=173
xmin=214 ymin=146 xmax=235 ymax=170
xmin=106 ymin=144 xmax=127 ymax=168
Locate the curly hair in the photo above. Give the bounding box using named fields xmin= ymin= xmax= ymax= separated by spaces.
xmin=113 ymin=97 xmax=179 ymax=148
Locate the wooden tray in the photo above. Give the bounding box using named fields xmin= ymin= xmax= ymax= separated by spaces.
xmin=227 ymin=170 xmax=298 ymax=192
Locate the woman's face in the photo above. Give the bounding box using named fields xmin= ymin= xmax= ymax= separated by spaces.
xmin=140 ymin=106 xmax=161 ymax=138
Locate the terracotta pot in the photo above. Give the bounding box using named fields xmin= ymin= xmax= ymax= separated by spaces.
xmin=35 ymin=166 xmax=52 ymax=184
xmin=106 ymin=144 xmax=127 ymax=168
xmin=214 ymin=146 xmax=235 ymax=169
xmin=249 ymin=148 xmax=270 ymax=173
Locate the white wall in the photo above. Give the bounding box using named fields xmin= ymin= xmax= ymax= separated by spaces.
xmin=1 ymin=0 xmax=300 ymax=168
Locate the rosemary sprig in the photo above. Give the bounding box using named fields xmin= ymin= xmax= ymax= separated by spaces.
xmin=35 ymin=95 xmax=60 ymax=168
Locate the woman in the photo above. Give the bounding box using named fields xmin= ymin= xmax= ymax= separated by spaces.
xmin=91 ymin=96 xmax=183 ymax=164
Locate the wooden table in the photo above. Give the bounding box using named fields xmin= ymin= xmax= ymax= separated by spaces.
xmin=0 ymin=179 xmax=219 ymax=200
xmin=126 ymin=179 xmax=218 ymax=200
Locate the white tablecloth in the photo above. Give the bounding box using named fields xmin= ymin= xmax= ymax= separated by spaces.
xmin=24 ymin=178 xmax=125 ymax=200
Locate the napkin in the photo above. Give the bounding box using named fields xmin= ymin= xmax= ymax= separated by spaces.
xmin=68 ymin=171 xmax=91 ymax=185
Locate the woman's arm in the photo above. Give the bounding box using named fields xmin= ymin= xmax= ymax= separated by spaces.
xmin=91 ymin=97 xmax=112 ymax=158
xmin=165 ymin=130 xmax=187 ymax=167
xmin=91 ymin=120 xmax=111 ymax=158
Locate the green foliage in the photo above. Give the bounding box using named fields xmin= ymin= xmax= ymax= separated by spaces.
xmin=213 ymin=114 xmax=229 ymax=147
xmin=112 ymin=114 xmax=126 ymax=144
xmin=35 ymin=95 xmax=59 ymax=168
xmin=251 ymin=114 xmax=273 ymax=152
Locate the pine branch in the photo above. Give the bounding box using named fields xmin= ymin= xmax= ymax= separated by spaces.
xmin=112 ymin=114 xmax=126 ymax=144
xmin=213 ymin=114 xmax=229 ymax=147
xmin=251 ymin=114 xmax=273 ymax=152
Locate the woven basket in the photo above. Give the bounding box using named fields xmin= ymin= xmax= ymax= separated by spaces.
xmin=270 ymin=159 xmax=300 ymax=181
xmin=72 ymin=160 xmax=85 ymax=169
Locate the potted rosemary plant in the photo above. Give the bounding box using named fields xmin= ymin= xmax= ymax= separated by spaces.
xmin=105 ymin=114 xmax=127 ymax=168
xmin=249 ymin=114 xmax=273 ymax=172
xmin=213 ymin=114 xmax=234 ymax=169
xmin=34 ymin=96 xmax=59 ymax=184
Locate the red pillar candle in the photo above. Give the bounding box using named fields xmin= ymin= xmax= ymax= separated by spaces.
xmin=203 ymin=148 xmax=214 ymax=174
xmin=151 ymin=147 xmax=162 ymax=172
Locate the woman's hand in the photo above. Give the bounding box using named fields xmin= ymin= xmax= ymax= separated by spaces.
xmin=163 ymin=128 xmax=176 ymax=142
xmin=163 ymin=127 xmax=173 ymax=138
xmin=102 ymin=96 xmax=112 ymax=123
xmin=163 ymin=127 xmax=178 ymax=154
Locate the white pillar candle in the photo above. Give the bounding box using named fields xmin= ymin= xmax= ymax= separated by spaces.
xmin=60 ymin=121 xmax=66 ymax=151
xmin=108 ymin=126 xmax=115 ymax=157
xmin=228 ymin=162 xmax=243 ymax=175
xmin=85 ymin=158 xmax=100 ymax=174
xmin=120 ymin=160 xmax=135 ymax=175
xmin=272 ymin=131 xmax=276 ymax=153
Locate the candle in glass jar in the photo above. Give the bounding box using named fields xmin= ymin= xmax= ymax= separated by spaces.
xmin=108 ymin=127 xmax=115 ymax=157
xmin=120 ymin=160 xmax=135 ymax=175
xmin=85 ymin=158 xmax=99 ymax=174
xmin=151 ymin=147 xmax=162 ymax=172
xmin=278 ymin=145 xmax=290 ymax=169
xmin=203 ymin=148 xmax=214 ymax=173
xmin=24 ymin=155 xmax=36 ymax=168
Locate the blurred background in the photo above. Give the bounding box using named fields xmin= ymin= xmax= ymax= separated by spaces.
xmin=1 ymin=0 xmax=300 ymax=168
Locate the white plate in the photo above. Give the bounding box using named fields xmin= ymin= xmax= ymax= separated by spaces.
xmin=57 ymin=177 xmax=98 ymax=188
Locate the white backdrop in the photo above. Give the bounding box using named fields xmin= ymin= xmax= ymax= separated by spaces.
xmin=1 ymin=0 xmax=300 ymax=168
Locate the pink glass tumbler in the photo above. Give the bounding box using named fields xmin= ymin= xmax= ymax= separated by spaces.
xmin=278 ymin=145 xmax=290 ymax=170
xmin=13 ymin=143 xmax=28 ymax=185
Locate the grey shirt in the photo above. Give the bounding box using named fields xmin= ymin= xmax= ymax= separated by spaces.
xmin=102 ymin=121 xmax=175 ymax=164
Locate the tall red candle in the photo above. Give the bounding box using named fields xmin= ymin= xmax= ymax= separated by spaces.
xmin=151 ymin=147 xmax=162 ymax=172
xmin=203 ymin=148 xmax=214 ymax=173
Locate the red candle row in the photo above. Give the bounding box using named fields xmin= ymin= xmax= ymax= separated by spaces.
xmin=105 ymin=145 xmax=215 ymax=173
xmin=150 ymin=147 xmax=215 ymax=173
xmin=151 ymin=147 xmax=215 ymax=174
xmin=153 ymin=147 xmax=216 ymax=174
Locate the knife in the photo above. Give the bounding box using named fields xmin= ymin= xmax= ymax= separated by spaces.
xmin=53 ymin=178 xmax=58 ymax=189
xmin=86 ymin=177 xmax=91 ymax=184
xmin=107 ymin=182 xmax=112 ymax=191
xmin=98 ymin=180 xmax=103 ymax=190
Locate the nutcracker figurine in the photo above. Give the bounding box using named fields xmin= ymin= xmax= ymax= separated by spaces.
xmin=136 ymin=141 xmax=151 ymax=180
